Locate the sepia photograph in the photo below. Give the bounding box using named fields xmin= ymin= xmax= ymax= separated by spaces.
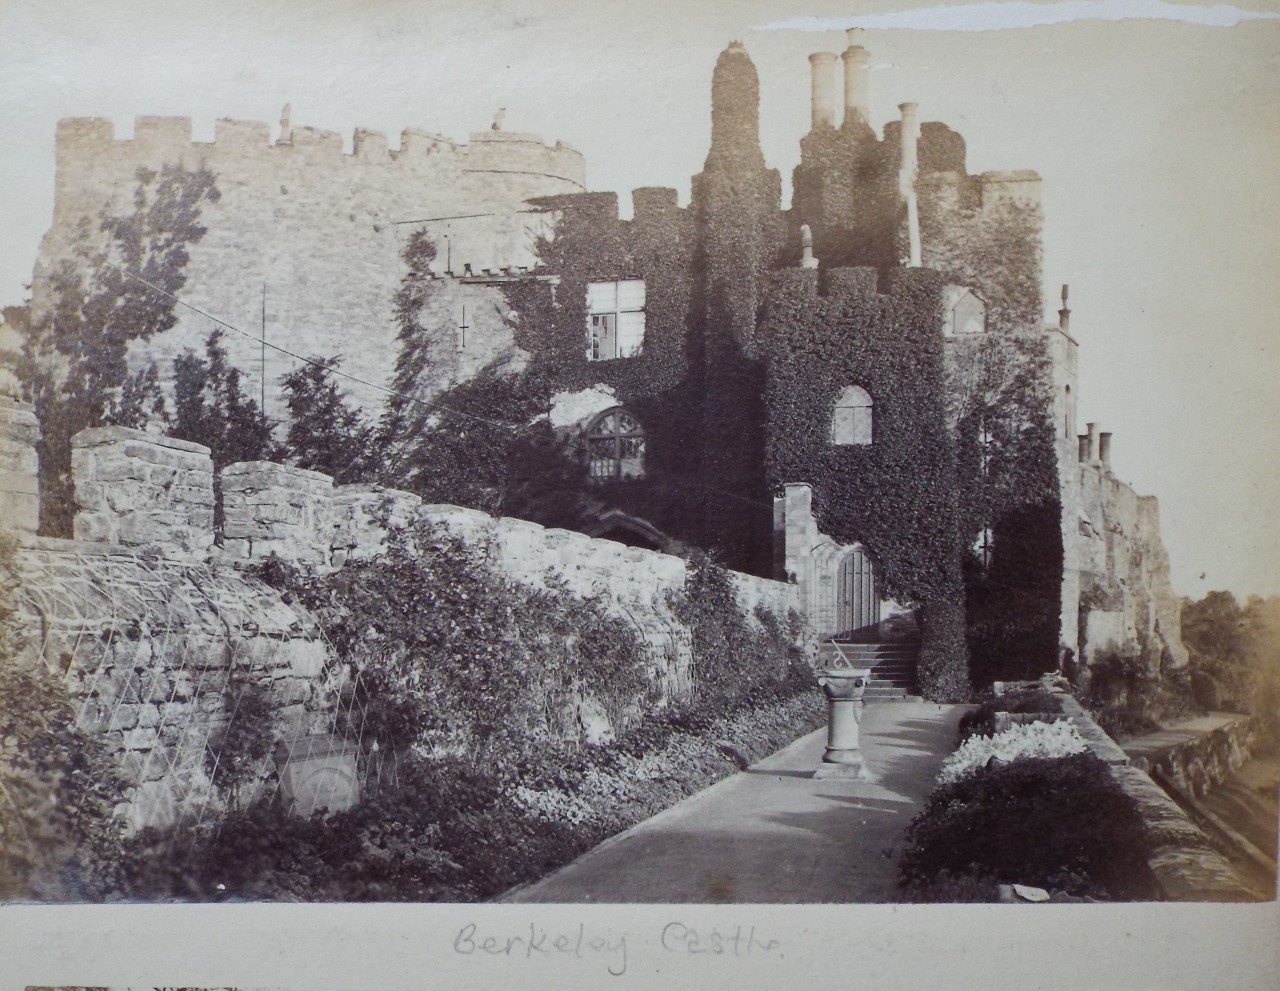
xmin=0 ymin=0 xmax=1277 ymax=987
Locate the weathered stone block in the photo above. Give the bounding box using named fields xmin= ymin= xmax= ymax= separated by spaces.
xmin=120 ymin=726 xmax=157 ymax=750
xmin=107 ymin=706 xmax=139 ymax=732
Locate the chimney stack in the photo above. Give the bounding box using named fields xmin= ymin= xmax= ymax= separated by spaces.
xmin=1058 ymin=284 xmax=1071 ymax=333
xmin=842 ymin=29 xmax=871 ymax=125
xmin=898 ymin=102 xmax=922 ymax=268
xmin=1078 ymin=434 xmax=1090 ymax=463
xmin=1099 ymin=432 xmax=1112 ymax=469
xmin=1086 ymin=422 xmax=1099 ymax=464
xmin=809 ymin=52 xmax=839 ymax=129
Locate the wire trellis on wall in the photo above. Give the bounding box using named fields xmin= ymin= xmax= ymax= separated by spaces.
xmin=16 ymin=545 xmax=373 ymax=842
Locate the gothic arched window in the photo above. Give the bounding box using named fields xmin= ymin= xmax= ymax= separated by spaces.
xmin=830 ymin=385 xmax=873 ymax=445
xmin=585 ymin=407 xmax=645 ymax=480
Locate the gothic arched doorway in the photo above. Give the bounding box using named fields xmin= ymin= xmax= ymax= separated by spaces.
xmin=836 ymin=545 xmax=880 ymax=640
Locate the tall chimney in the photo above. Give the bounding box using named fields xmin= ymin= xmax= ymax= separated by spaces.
xmin=1086 ymin=422 xmax=1099 ymax=464
xmin=898 ymin=102 xmax=922 ymax=268
xmin=1078 ymin=435 xmax=1090 ymax=463
xmin=1058 ymin=283 xmax=1071 ymax=333
xmin=842 ymin=29 xmax=871 ymax=125
xmin=1099 ymin=432 xmax=1112 ymax=469
xmin=809 ymin=52 xmax=839 ymax=129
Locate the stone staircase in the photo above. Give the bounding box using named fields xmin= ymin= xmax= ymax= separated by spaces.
xmin=817 ymin=639 xmax=921 ymax=702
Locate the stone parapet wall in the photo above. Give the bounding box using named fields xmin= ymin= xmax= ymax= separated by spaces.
xmin=1129 ymin=715 xmax=1259 ymax=799
xmin=420 ymin=504 xmax=806 ymax=705
xmin=70 ymin=426 xmax=214 ymax=559
xmin=331 ymin=483 xmax=423 ymax=566
xmin=0 ymin=397 xmax=40 ymax=534
xmin=1060 ymin=695 xmax=1257 ymax=901
xmin=222 ymin=460 xmax=336 ymax=566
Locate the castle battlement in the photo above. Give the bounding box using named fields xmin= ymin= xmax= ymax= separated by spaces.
xmin=52 ymin=115 xmax=586 ymax=186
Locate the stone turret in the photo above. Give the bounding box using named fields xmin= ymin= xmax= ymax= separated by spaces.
xmin=692 ymin=41 xmax=784 ymax=573
xmin=705 ymin=41 xmax=767 ymax=172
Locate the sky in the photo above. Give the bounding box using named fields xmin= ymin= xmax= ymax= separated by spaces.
xmin=0 ymin=0 xmax=1277 ymax=601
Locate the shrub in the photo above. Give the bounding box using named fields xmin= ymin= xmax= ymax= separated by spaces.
xmin=257 ymin=518 xmax=651 ymax=760
xmin=668 ymin=551 xmax=811 ymax=707
xmin=1078 ymin=653 xmax=1203 ymax=741
xmin=957 ymin=685 xmax=1064 ymax=741
xmin=0 ymin=665 xmax=125 ymax=900
xmin=898 ymin=752 xmax=1157 ymax=901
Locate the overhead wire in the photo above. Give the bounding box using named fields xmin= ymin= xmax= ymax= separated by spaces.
xmin=65 ymin=243 xmax=773 ymax=512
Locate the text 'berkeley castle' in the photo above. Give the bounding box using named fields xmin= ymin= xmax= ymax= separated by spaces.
xmin=11 ymin=30 xmax=1186 ymax=713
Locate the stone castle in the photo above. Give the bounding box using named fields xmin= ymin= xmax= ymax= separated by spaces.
xmin=15 ymin=31 xmax=1187 ymax=704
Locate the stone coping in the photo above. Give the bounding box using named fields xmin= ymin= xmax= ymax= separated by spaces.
xmin=221 ymin=460 xmax=334 ymax=484
xmin=71 ymin=424 xmax=210 ymax=454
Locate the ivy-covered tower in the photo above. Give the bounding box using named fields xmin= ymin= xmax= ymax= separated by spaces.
xmin=690 ymin=41 xmax=785 ymax=572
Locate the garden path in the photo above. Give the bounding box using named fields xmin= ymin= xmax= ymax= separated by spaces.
xmin=503 ymin=701 xmax=967 ymax=903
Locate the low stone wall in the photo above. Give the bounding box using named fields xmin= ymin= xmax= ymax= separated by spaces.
xmin=421 ymin=503 xmax=806 ymax=706
xmin=13 ymin=539 xmax=340 ymax=832
xmin=7 ymin=420 xmax=807 ymax=829
xmin=1128 ymin=715 xmax=1259 ymax=799
xmin=1059 ymin=696 xmax=1257 ymax=901
xmin=70 ymin=426 xmax=215 ymax=559
xmin=222 ymin=460 xmax=336 ymax=566
xmin=0 ymin=397 xmax=39 ymax=534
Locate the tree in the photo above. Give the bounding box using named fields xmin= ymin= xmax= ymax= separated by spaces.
xmin=375 ymin=229 xmax=444 ymax=477
xmin=16 ymin=164 xmax=219 ymax=536
xmin=170 ymin=329 xmax=281 ymax=470
xmin=280 ymin=356 xmax=373 ymax=483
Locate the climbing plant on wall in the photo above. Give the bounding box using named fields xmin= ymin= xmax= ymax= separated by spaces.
xmin=259 ymin=517 xmax=652 ymax=760
xmin=760 ymin=267 xmax=970 ymax=700
xmin=948 ymin=322 xmax=1062 ymax=683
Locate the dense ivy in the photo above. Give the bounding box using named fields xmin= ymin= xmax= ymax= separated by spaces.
xmin=258 ymin=517 xmax=652 ymax=759
xmin=759 ymin=266 xmax=969 ymax=699
xmin=668 ymin=551 xmax=811 ymax=706
xmin=0 ymin=664 xmax=125 ymax=901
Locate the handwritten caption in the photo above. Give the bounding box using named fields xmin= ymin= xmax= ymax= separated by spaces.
xmin=453 ymin=921 xmax=781 ymax=976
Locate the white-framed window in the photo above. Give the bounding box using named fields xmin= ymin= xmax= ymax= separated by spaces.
xmin=587 ymin=279 xmax=645 ymax=360
xmin=830 ymin=385 xmax=873 ymax=445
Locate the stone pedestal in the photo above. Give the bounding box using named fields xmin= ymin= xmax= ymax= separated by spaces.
xmin=813 ymin=666 xmax=872 ymax=779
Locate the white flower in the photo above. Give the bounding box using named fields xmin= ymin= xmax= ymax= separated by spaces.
xmin=938 ymin=718 xmax=1085 ymax=784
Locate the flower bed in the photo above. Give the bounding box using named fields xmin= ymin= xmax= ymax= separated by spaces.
xmin=119 ymin=686 xmax=824 ymax=902
xmin=938 ymin=719 xmax=1087 ymax=784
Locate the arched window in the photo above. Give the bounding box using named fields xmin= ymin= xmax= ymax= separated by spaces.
xmin=585 ymin=407 xmax=645 ymax=480
xmin=830 ymin=386 xmax=873 ymax=445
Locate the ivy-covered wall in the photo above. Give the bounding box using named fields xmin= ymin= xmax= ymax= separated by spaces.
xmin=758 ymin=265 xmax=969 ymax=699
